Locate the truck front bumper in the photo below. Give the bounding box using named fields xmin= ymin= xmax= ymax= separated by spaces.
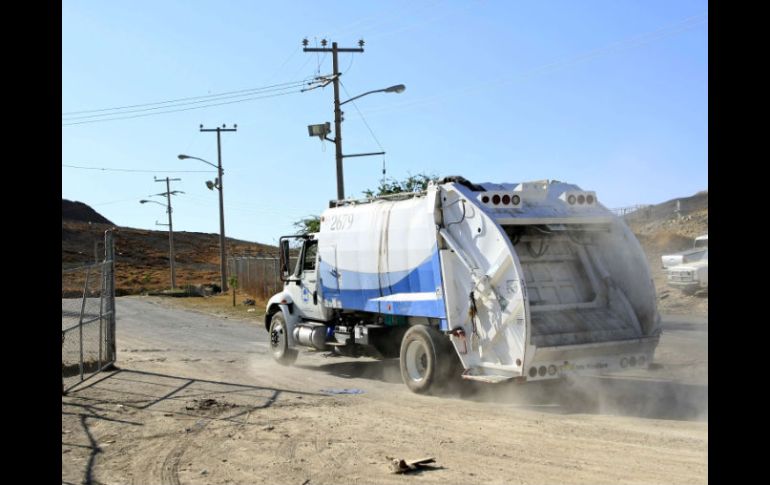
xmin=667 ymin=280 xmax=702 ymax=291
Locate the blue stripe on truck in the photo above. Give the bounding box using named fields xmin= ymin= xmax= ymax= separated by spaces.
xmin=319 ymin=249 xmax=446 ymax=319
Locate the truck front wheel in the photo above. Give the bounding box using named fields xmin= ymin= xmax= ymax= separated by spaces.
xmin=269 ymin=312 xmax=298 ymax=366
xmin=399 ymin=325 xmax=451 ymax=394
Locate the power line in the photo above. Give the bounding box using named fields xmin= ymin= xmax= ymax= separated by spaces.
xmin=63 ymin=164 xmax=214 ymax=173
xmin=330 ymin=0 xmax=443 ymax=39
xmin=62 ymin=82 xmax=307 ymax=121
xmin=261 ymin=46 xmax=301 ymax=85
xmin=182 ymin=193 xmax=314 ymax=217
xmin=366 ymin=0 xmax=468 ymax=40
xmin=62 ymin=89 xmax=304 ymax=126
xmin=343 ymin=53 xmax=355 ymax=74
xmin=62 ymin=78 xmax=310 ymax=116
xmin=360 ymin=11 xmax=708 ymax=118
xmin=340 ymin=81 xmax=384 ymax=151
xmin=91 ymin=197 xmax=145 ymax=206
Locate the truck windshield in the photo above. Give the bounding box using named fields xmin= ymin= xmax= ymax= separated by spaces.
xmin=694 ymin=238 xmax=708 ymax=249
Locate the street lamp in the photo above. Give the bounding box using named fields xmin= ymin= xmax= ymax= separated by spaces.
xmin=308 ymin=83 xmax=406 ymax=201
xmin=139 ymin=191 xmax=183 ymax=290
xmin=339 ymin=84 xmax=405 ymax=106
xmin=178 ymin=153 xmax=228 ymax=293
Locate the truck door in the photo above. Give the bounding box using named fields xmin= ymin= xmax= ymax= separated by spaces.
xmin=297 ymin=239 xmax=327 ymax=321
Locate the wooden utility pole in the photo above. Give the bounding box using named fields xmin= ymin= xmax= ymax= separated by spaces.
xmin=154 ymin=177 xmax=182 ymax=289
xmin=303 ymin=39 xmax=365 ymax=200
xmin=200 ymin=124 xmax=237 ymax=292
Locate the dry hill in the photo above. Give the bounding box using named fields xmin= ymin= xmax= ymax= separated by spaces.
xmin=63 ymin=202 xmax=277 ymax=295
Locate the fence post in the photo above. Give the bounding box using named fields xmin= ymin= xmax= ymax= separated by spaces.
xmin=99 ymin=260 xmax=104 ymax=371
xmin=104 ymin=230 xmax=116 ymax=365
xmin=247 ymin=258 xmax=252 ymax=297
xmin=273 ymin=258 xmax=278 ymax=296
xmin=78 ymin=266 xmax=92 ymax=381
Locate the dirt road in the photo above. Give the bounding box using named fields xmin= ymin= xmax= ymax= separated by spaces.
xmin=62 ymin=296 xmax=707 ymax=485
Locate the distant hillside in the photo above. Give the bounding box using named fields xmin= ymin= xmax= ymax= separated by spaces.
xmin=625 ymin=190 xmax=708 ymax=225
xmin=62 ymin=200 xmax=278 ymax=295
xmin=626 ymin=190 xmax=708 ymax=251
xmin=62 ymin=199 xmax=114 ymax=225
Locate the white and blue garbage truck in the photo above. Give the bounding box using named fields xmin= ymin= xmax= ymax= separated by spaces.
xmin=265 ymin=176 xmax=661 ymax=393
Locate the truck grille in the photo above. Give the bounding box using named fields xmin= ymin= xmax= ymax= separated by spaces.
xmin=668 ymin=270 xmax=694 ymax=282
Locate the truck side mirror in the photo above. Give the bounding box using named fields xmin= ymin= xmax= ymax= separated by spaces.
xmin=279 ymin=239 xmax=290 ymax=281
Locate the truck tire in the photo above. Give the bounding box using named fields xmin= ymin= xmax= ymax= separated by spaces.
xmin=269 ymin=312 xmax=297 ymax=366
xmin=399 ymin=325 xmax=452 ymax=394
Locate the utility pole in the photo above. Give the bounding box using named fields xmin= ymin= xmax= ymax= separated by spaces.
xmin=200 ymin=124 xmax=237 ymax=292
xmin=153 ymin=177 xmax=182 ymax=289
xmin=303 ymin=39 xmax=365 ymax=200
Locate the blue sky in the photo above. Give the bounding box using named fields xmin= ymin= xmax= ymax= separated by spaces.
xmin=62 ymin=0 xmax=708 ymax=246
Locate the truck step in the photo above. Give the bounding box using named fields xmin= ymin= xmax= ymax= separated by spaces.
xmin=461 ymin=372 xmax=514 ymax=384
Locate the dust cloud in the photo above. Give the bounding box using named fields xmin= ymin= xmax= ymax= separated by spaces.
xmin=440 ymin=371 xmax=707 ymax=422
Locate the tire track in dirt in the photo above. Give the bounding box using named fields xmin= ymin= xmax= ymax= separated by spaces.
xmin=131 ymin=418 xmax=210 ymax=485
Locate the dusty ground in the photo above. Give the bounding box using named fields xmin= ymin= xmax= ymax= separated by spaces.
xmin=62 ymin=296 xmax=707 ymax=485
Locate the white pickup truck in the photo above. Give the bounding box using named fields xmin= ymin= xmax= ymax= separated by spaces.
xmin=664 ymin=235 xmax=708 ymax=294
xmin=661 ymin=235 xmax=707 ymax=269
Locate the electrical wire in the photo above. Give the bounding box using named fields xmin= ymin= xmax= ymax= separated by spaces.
xmin=62 ymin=78 xmax=310 ymax=117
xmin=359 ymin=11 xmax=707 ymax=119
xmin=261 ymin=46 xmax=301 ymax=85
xmin=339 ymin=81 xmax=385 ymax=151
xmin=343 ymin=53 xmax=355 ymax=74
xmin=181 ymin=193 xmax=315 ymax=218
xmin=91 ymin=197 xmax=146 ymax=206
xmin=290 ymin=55 xmax=315 ymax=79
xmin=62 ymin=89 xmax=304 ymax=126
xmin=366 ymin=0 xmax=469 ymax=40
xmin=331 ymin=0 xmax=443 ymax=39
xmin=63 ymin=164 xmax=214 ymax=173
xmin=62 ymin=83 xmax=308 ymax=121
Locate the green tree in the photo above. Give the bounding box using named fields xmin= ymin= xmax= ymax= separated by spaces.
xmin=293 ymin=215 xmax=321 ymax=235
xmin=362 ymin=172 xmax=438 ymax=197
xmin=291 ymin=173 xmax=439 ymax=234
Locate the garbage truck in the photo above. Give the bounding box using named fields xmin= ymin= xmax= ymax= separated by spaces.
xmin=265 ymin=176 xmax=661 ymax=393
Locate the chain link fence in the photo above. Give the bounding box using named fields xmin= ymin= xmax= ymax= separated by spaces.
xmin=62 ymin=231 xmax=116 ymax=393
xmin=610 ymin=204 xmax=653 ymax=219
xmin=228 ymin=256 xmax=282 ymax=301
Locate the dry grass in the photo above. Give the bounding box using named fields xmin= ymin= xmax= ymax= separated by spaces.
xmin=150 ymin=292 xmax=268 ymax=321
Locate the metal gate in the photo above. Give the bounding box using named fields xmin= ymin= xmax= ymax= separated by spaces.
xmin=62 ymin=230 xmax=116 ymax=393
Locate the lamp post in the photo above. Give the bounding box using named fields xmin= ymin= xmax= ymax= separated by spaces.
xmin=339 ymin=84 xmax=405 ymax=106
xmin=308 ymin=83 xmax=405 ymax=200
xmin=140 ymin=189 xmax=182 ymax=289
xmin=178 ymin=153 xmax=228 ymax=293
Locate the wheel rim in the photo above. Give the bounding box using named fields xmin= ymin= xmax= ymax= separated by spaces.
xmin=405 ymin=340 xmax=429 ymax=382
xmin=270 ymin=322 xmax=285 ymax=356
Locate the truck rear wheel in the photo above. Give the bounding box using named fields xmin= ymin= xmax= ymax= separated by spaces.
xmin=269 ymin=312 xmax=297 ymax=366
xmin=399 ymin=325 xmax=452 ymax=394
